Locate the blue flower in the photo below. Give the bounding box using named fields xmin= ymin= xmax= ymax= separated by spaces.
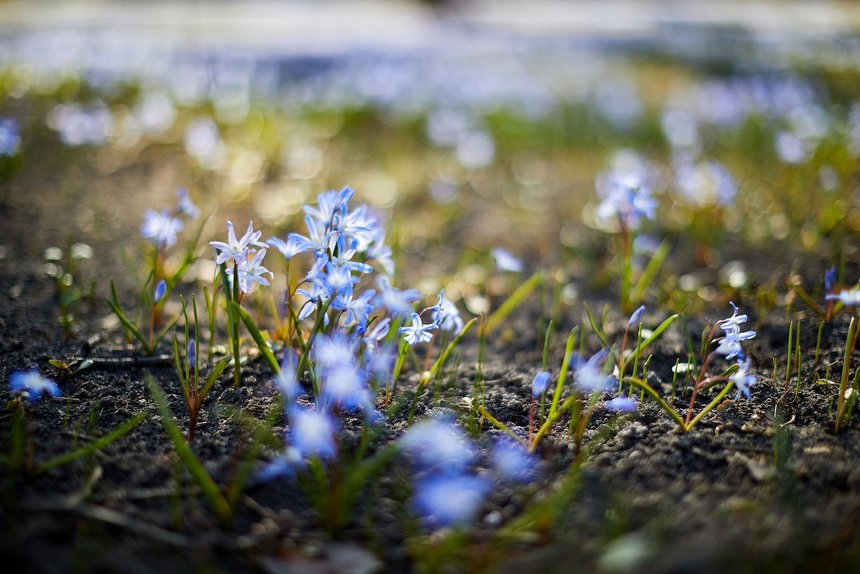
xmin=413 ymin=475 xmax=488 ymax=528
xmin=400 ymin=312 xmax=437 ymax=345
xmin=304 ymin=187 xmax=354 ymax=231
xmin=153 ymin=279 xmax=167 ymax=303
xmin=274 ymin=353 xmax=301 ymax=404
xmin=605 ymin=395 xmax=637 ymax=412
xmin=596 ymin=172 xmax=657 ymax=230
xmin=572 ymin=349 xmax=615 ymax=393
xmin=289 ymin=408 xmax=337 ymax=460
xmin=187 ymin=340 xmax=196 ymax=368
xmin=176 ymin=188 xmax=200 ymax=219
xmin=824 ymin=266 xmax=837 ymax=293
xmin=209 ymin=220 xmax=267 ymax=265
xmin=491 ymin=437 xmax=538 ymax=483
xmin=491 ymin=247 xmax=524 ymax=273
xmin=288 ymin=215 xmax=334 ymax=258
xmin=431 ymin=290 xmax=464 ymax=333
xmin=399 ymin=417 xmax=475 ymax=471
xmin=267 ymin=235 xmax=305 ymax=260
xmin=531 ymin=370 xmax=550 ymax=397
xmin=730 ymin=357 xmax=756 ymax=399
xmin=714 ymin=302 xmax=755 ymax=360
xmin=332 ymin=287 xmax=376 ymax=329
xmin=627 ymin=304 xmax=646 ymax=328
xmin=361 ymin=317 xmax=391 ymax=352
xmin=375 ymin=277 xmax=420 ymax=318
xmin=0 ymin=118 xmax=21 ymax=157
xmin=10 ymin=370 xmax=61 ymax=402
xmin=141 ymin=210 xmax=183 ymax=249
xmin=826 ymin=288 xmax=860 ymax=307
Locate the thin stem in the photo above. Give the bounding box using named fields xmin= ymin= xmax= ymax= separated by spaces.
xmin=684 ymin=321 xmax=722 ymax=426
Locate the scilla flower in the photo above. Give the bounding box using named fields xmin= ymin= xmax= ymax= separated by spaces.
xmin=209 ymin=220 xmax=267 ymax=265
xmin=153 ymin=279 xmax=167 ymax=303
xmin=531 ymin=370 xmax=550 ymax=397
xmin=413 ymin=475 xmax=488 ymax=527
xmin=714 ymin=302 xmax=755 ymax=360
xmin=826 ymin=288 xmax=860 ymax=307
xmin=10 ymin=370 xmax=61 ymax=402
xmin=431 ymin=290 xmax=464 ymax=333
xmin=605 ymin=395 xmax=637 ymax=412
xmin=730 ymin=357 xmax=756 ymax=399
xmin=141 ymin=210 xmax=183 ymax=249
xmin=400 ymin=313 xmax=437 ymax=345
xmin=573 ymin=349 xmax=615 ymax=393
xmin=235 ymin=249 xmax=272 ymax=294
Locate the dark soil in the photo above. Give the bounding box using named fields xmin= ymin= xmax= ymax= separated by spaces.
xmin=2 ymin=110 xmax=860 ymax=574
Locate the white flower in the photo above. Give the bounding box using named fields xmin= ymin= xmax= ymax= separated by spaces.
xmin=209 ymin=220 xmax=267 ymax=265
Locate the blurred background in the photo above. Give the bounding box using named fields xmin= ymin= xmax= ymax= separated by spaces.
xmin=1 ymin=0 xmax=859 ymax=312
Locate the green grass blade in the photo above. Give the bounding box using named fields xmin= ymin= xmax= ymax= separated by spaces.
xmin=549 ymin=327 xmax=579 ymax=418
xmin=628 ymin=239 xmax=670 ymax=306
xmin=108 ymin=280 xmax=152 ymax=353
xmin=428 ymin=318 xmax=477 ymax=379
xmin=232 ymin=302 xmax=281 ymax=375
xmin=483 ymin=270 xmax=543 ymax=335
xmin=583 ymin=302 xmax=609 ymax=347
xmin=476 ymin=405 xmax=527 ymax=446
xmin=198 ymin=357 xmax=231 ymax=402
xmin=622 ymin=314 xmax=678 ymax=372
xmin=626 ymin=376 xmax=687 ymax=430
xmin=146 ymin=376 xmax=233 ymax=526
xmin=38 ymin=412 xmax=147 ymax=473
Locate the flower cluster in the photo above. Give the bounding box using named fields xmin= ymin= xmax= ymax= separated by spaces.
xmin=400 ymin=416 xmax=537 ymax=528
xmin=254 ymin=188 xmax=440 ymax=479
xmin=713 ymin=302 xmax=757 ymax=399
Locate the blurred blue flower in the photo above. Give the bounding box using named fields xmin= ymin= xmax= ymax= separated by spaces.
xmin=290 ymin=408 xmax=337 ymax=460
xmin=531 ymin=370 xmax=550 ymax=398
xmin=275 ymin=353 xmax=301 ymax=404
xmin=491 ymin=247 xmax=524 ymax=273
xmin=0 ymin=118 xmax=21 ymax=157
xmin=605 ymin=395 xmax=637 ymax=412
xmin=824 ymin=266 xmax=837 ymax=293
xmin=10 ymin=370 xmax=61 ymax=402
xmin=573 ymin=349 xmax=615 ymax=393
xmin=826 ymin=288 xmax=860 ymax=307
xmin=491 ymin=437 xmax=538 ymax=483
xmin=596 ymin=172 xmax=657 ymax=231
xmin=257 ymin=447 xmax=304 ymax=483
xmin=176 ymin=188 xmax=200 ymax=219
xmin=141 ymin=210 xmax=183 ymax=249
xmin=376 ymin=277 xmax=420 ymax=317
xmin=413 ymin=475 xmax=488 ymax=528
xmin=399 ymin=417 xmax=475 ymax=471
